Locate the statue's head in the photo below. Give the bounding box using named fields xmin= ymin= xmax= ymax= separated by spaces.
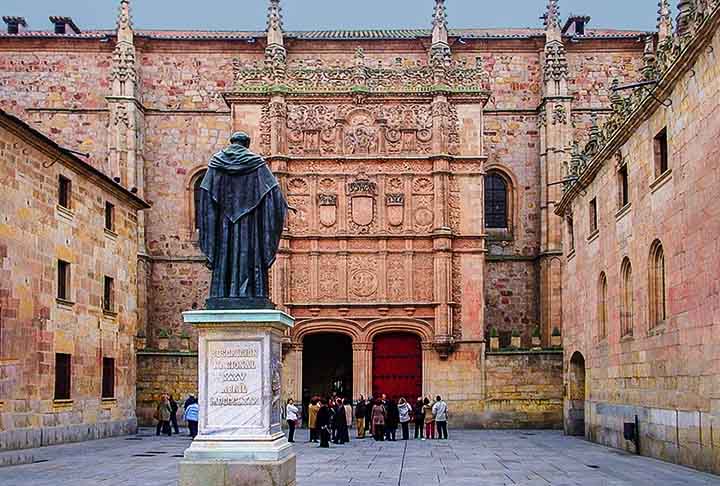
xmin=229 ymin=131 xmax=251 ymax=148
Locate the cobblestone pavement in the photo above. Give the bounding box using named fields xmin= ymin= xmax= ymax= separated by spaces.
xmin=0 ymin=428 xmax=718 ymax=486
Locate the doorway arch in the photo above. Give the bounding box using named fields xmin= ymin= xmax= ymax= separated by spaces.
xmin=372 ymin=332 xmax=422 ymax=401
xmin=566 ymin=351 xmax=586 ymax=436
xmin=302 ymin=333 xmax=353 ymax=404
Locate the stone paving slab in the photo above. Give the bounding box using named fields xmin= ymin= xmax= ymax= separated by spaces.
xmin=0 ymin=428 xmax=718 ymax=485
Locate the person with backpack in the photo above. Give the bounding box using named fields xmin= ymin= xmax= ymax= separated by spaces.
xmin=397 ymin=397 xmax=412 ymax=440
xmin=413 ymin=396 xmax=425 ymax=439
xmin=183 ymin=397 xmax=199 ymax=438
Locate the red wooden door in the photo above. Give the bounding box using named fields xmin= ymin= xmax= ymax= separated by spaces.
xmin=372 ymin=333 xmax=422 ymax=400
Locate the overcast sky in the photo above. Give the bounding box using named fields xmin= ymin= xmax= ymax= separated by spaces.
xmin=4 ymin=1 xmax=667 ymax=32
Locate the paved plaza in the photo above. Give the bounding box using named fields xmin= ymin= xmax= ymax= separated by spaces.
xmin=0 ymin=429 xmax=718 ymax=486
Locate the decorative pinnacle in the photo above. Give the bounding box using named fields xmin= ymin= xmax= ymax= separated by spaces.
xmin=543 ymin=0 xmax=561 ymax=31
xmin=657 ymin=0 xmax=672 ymax=41
xmin=431 ymin=0 xmax=449 ymax=46
xmin=117 ymin=0 xmax=132 ymax=32
xmin=267 ymin=0 xmax=284 ymax=46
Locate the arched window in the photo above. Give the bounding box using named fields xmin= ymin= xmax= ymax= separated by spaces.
xmin=598 ymin=272 xmax=608 ymax=340
xmin=649 ymin=240 xmax=666 ymax=327
xmin=620 ymin=257 xmax=633 ymax=337
xmin=192 ymin=170 xmax=207 ymax=233
xmin=485 ymin=173 xmax=508 ymax=229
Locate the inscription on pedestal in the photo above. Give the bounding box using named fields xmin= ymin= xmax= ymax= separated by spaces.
xmin=207 ymin=340 xmax=262 ymax=429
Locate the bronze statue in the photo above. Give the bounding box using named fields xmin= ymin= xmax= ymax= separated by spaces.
xmin=197 ymin=132 xmax=287 ymax=309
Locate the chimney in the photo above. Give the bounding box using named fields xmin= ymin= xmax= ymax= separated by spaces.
xmin=50 ymin=16 xmax=81 ymax=34
xmin=562 ymin=15 xmax=591 ymax=36
xmin=3 ymin=16 xmax=27 ymax=34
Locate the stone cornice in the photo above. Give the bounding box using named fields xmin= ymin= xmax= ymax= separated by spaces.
xmin=555 ymin=6 xmax=720 ymax=217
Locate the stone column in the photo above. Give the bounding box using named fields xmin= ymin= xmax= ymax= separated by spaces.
xmin=180 ymin=309 xmax=296 ymax=486
xmin=352 ymin=342 xmax=373 ymax=398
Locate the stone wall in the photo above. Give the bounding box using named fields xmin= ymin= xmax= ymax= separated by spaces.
xmin=0 ymin=111 xmax=144 ymax=450
xmin=136 ymin=352 xmax=198 ymax=426
xmin=482 ymin=351 xmax=563 ymax=429
xmin=560 ymin=13 xmax=720 ymax=474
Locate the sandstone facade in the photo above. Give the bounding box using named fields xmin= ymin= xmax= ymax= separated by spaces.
xmin=556 ymin=3 xmax=720 ymax=474
xmin=0 ymin=110 xmax=149 ymax=450
xmin=1 ymin=0 xmax=652 ymax=436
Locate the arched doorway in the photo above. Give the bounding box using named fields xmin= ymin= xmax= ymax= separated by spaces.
xmin=566 ymin=351 xmax=586 ymax=436
xmin=372 ymin=332 xmax=422 ymax=400
xmin=302 ymin=333 xmax=353 ymax=416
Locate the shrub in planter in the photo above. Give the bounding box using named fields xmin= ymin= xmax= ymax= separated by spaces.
xmin=157 ymin=329 xmax=171 ymax=350
xmin=510 ymin=328 xmax=521 ymax=349
xmin=135 ymin=333 xmax=147 ymax=350
xmin=551 ymin=327 xmax=562 ymax=347
xmin=489 ymin=327 xmax=500 ymax=351
xmin=180 ymin=332 xmax=191 ymax=351
xmin=531 ymin=326 xmax=541 ymax=348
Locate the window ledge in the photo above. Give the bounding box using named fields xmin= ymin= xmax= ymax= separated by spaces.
xmin=103 ymin=310 xmax=118 ymax=319
xmin=53 ymin=399 xmax=73 ymax=411
xmin=104 ymin=228 xmax=118 ymax=240
xmin=485 ymin=228 xmax=514 ymax=242
xmin=587 ymin=229 xmax=600 ymax=243
xmin=56 ymin=298 xmax=75 ymax=309
xmin=56 ymin=205 xmax=74 ymax=221
xmin=650 ymin=169 xmax=672 ymax=193
xmin=615 ymin=203 xmax=631 ymax=221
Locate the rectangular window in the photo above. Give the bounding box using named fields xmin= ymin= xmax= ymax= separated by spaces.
xmin=589 ymin=198 xmax=598 ymax=234
xmin=104 ymin=202 xmax=115 ymax=231
xmin=54 ymin=353 xmax=71 ymax=400
xmin=58 ymin=175 xmax=72 ymax=209
xmin=653 ymin=128 xmax=669 ymax=177
xmin=102 ymin=357 xmax=115 ymax=399
xmin=57 ymin=260 xmax=71 ymax=301
xmin=618 ymin=164 xmax=629 ymax=208
xmin=103 ymin=276 xmax=114 ymax=313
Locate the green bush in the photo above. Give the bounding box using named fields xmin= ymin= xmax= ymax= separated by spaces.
xmin=552 ymin=327 xmax=561 ymax=337
xmin=490 ymin=327 xmax=499 ymax=338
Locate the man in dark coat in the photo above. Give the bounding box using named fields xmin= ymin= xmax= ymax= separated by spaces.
xmin=316 ymin=399 xmax=331 ymax=448
xmin=333 ymin=398 xmax=348 ymax=444
xmin=198 ymin=132 xmax=287 ymax=309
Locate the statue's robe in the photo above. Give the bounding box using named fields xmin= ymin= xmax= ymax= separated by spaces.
xmin=198 ymin=143 xmax=286 ymax=307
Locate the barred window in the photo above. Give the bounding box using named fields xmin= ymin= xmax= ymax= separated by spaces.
xmin=485 ymin=174 xmax=508 ymax=229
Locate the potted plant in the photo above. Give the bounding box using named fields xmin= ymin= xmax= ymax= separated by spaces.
xmin=510 ymin=328 xmax=521 ymax=349
xmin=489 ymin=327 xmax=500 ymax=351
xmin=157 ymin=329 xmax=170 ymax=350
xmin=135 ymin=332 xmax=147 ymax=351
xmin=531 ymin=326 xmax=541 ymax=349
xmin=551 ymin=327 xmax=562 ymax=347
xmin=180 ymin=331 xmax=191 ymax=351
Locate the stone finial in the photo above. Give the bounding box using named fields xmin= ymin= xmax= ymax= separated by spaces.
xmin=431 ymin=0 xmax=449 ymax=47
xmin=116 ymin=0 xmax=133 ymax=43
xmin=657 ymin=0 xmax=673 ymax=41
xmin=267 ymin=0 xmax=284 ymax=47
xmin=543 ymin=0 xmax=561 ymax=32
xmin=676 ymin=0 xmax=695 ymax=37
xmin=642 ymin=35 xmax=657 ymax=80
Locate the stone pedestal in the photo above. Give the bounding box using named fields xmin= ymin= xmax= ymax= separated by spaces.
xmin=179 ymin=310 xmax=295 ymax=486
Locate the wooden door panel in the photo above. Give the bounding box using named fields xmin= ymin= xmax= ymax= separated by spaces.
xmin=372 ymin=333 xmax=421 ymax=400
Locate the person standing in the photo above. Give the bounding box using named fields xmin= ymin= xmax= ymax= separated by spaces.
xmin=371 ymin=399 xmax=386 ymax=441
xmin=155 ymin=394 xmax=172 ymax=437
xmin=183 ymin=397 xmax=199 ymax=438
xmin=413 ymin=397 xmax=425 ymax=439
xmin=333 ymin=398 xmax=348 ymax=444
xmin=355 ymin=396 xmax=367 ymax=438
xmin=422 ymin=397 xmax=434 ymax=440
xmin=286 ymin=398 xmax=299 ymax=443
xmin=316 ymin=399 xmax=331 ymax=448
xmin=385 ymin=398 xmax=399 ymax=441
xmin=432 ymin=395 xmax=449 ymax=439
xmin=398 ymin=398 xmax=412 ymax=441
xmin=308 ymin=398 xmax=320 ymax=443
xmin=365 ymin=395 xmax=373 ymax=435
xmin=343 ymin=398 xmax=352 ymax=443
xmin=169 ymin=394 xmax=180 ymax=435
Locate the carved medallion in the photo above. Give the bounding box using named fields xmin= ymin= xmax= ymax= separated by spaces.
xmin=386 ymin=193 xmax=405 ymax=227
xmin=350 ymin=269 xmax=378 ymax=298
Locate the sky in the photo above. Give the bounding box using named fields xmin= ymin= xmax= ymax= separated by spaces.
xmin=4 ymin=1 xmax=667 ymax=32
